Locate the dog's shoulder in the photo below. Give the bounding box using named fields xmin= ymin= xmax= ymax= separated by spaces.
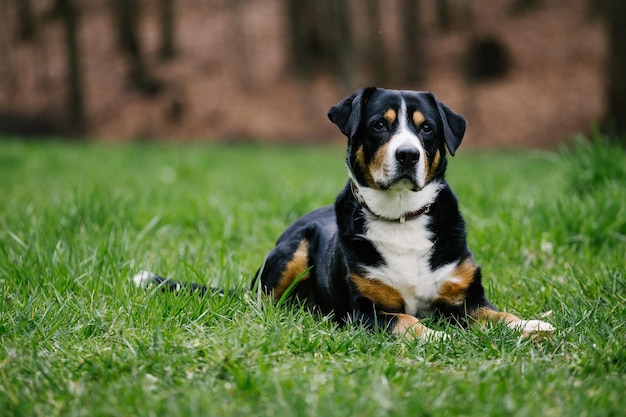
xmin=427 ymin=182 xmax=474 ymax=268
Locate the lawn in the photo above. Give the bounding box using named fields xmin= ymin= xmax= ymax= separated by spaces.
xmin=0 ymin=137 xmax=624 ymax=417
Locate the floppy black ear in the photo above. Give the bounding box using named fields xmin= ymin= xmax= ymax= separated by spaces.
xmin=327 ymin=87 xmax=377 ymax=138
xmin=436 ymin=100 xmax=466 ymax=156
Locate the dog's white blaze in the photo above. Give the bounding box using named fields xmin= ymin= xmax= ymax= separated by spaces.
xmin=361 ymin=181 xmax=456 ymax=316
xmin=371 ymin=98 xmax=428 ymax=191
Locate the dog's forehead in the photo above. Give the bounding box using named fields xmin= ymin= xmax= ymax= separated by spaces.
xmin=364 ymin=90 xmax=437 ymax=122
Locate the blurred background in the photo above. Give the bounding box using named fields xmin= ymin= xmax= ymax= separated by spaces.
xmin=1 ymin=0 xmax=624 ymax=147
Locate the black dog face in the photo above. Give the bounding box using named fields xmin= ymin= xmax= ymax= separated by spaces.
xmin=328 ymin=87 xmax=466 ymax=192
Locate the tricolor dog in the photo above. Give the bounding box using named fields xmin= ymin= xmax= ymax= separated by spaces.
xmin=134 ymin=87 xmax=554 ymax=340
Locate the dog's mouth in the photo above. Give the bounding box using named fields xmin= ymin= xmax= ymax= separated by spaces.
xmin=381 ymin=174 xmax=421 ymax=192
xmin=350 ymin=157 xmax=423 ymax=192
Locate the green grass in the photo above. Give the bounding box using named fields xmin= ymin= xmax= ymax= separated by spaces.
xmin=1 ymin=136 xmax=625 ymax=417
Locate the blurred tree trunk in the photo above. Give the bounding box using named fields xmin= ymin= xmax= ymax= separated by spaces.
xmin=399 ymin=0 xmax=424 ymax=84
xmin=284 ymin=0 xmax=315 ymax=77
xmin=0 ymin=2 xmax=18 ymax=101
xmin=510 ymin=0 xmax=542 ymax=15
xmin=55 ymin=0 xmax=85 ymax=133
xmin=586 ymin=0 xmax=606 ymax=19
xmin=436 ymin=0 xmax=451 ymax=31
xmin=605 ymin=0 xmax=626 ymax=139
xmin=158 ymin=0 xmax=176 ymax=60
xmin=17 ymin=0 xmax=37 ymax=41
xmin=365 ymin=0 xmax=388 ymax=84
xmin=112 ymin=0 xmax=159 ymax=94
xmin=326 ymin=0 xmax=353 ymax=90
xmin=284 ymin=0 xmax=354 ymax=90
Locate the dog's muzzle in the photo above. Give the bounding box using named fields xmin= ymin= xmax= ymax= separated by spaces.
xmin=389 ymin=145 xmax=421 ymax=191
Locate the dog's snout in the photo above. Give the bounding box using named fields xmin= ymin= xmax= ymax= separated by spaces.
xmin=395 ymin=146 xmax=420 ymax=168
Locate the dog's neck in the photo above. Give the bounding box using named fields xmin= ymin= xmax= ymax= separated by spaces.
xmin=349 ymin=177 xmax=442 ymax=223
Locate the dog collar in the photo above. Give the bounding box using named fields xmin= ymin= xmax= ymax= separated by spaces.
xmin=350 ymin=181 xmax=431 ymax=223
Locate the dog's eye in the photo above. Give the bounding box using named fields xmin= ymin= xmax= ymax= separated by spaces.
xmin=421 ymin=123 xmax=433 ymax=134
xmin=372 ymin=120 xmax=387 ymax=131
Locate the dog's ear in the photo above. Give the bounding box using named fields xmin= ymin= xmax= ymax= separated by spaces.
xmin=436 ymin=100 xmax=466 ymax=156
xmin=327 ymin=87 xmax=376 ymax=138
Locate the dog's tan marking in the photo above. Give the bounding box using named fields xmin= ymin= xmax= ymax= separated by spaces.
xmin=385 ymin=313 xmax=444 ymax=340
xmin=412 ymin=111 xmax=425 ymax=127
xmin=383 ymin=108 xmax=397 ymax=125
xmin=351 ymin=274 xmax=404 ymax=313
xmin=274 ymin=239 xmax=310 ymax=300
xmin=436 ymin=257 xmax=477 ymax=306
xmin=355 ymin=146 xmax=379 ymax=189
xmin=472 ymin=306 xmax=555 ymax=338
xmin=389 ymin=313 xmax=426 ymax=337
xmin=472 ymin=306 xmax=528 ymax=325
xmin=369 ymin=142 xmax=391 ymax=188
xmin=425 ymin=149 xmax=441 ymax=184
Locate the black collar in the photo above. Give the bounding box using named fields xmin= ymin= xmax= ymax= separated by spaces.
xmin=350 ymin=181 xmax=432 ymax=224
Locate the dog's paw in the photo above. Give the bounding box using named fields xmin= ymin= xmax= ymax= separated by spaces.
xmin=132 ymin=270 xmax=156 ymax=288
xmin=508 ymin=319 xmax=555 ymax=338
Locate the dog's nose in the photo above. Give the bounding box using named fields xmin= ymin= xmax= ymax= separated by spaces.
xmin=395 ymin=146 xmax=420 ymax=168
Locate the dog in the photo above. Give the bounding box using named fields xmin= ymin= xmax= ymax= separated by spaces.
xmin=134 ymin=87 xmax=555 ymax=340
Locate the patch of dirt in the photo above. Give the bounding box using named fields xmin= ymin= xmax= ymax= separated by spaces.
xmin=0 ymin=0 xmax=605 ymax=148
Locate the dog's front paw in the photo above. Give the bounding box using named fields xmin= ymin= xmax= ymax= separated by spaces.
xmin=132 ymin=270 xmax=156 ymax=288
xmin=391 ymin=314 xmax=449 ymax=342
xmin=508 ymin=319 xmax=555 ymax=338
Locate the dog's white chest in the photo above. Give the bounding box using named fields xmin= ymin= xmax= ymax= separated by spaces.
xmin=363 ymin=216 xmax=455 ymax=315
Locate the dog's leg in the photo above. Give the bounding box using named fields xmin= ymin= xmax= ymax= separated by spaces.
xmin=383 ymin=313 xmax=447 ymax=341
xmin=254 ymin=238 xmax=313 ymax=302
xmin=471 ymin=306 xmax=555 ymax=338
xmin=350 ymin=274 xmax=447 ymax=341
